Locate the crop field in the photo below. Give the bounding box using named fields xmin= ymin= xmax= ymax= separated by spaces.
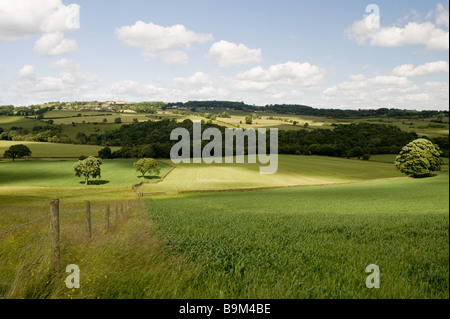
xmin=145 ymin=172 xmax=449 ymax=298
xmin=139 ymin=155 xmax=405 ymax=193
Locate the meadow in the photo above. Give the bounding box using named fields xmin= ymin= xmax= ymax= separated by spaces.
xmin=0 ymin=140 xmax=120 ymax=158
xmin=0 ymin=158 xmax=171 ymax=187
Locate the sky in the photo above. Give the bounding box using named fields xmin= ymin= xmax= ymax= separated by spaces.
xmin=0 ymin=0 xmax=448 ymax=110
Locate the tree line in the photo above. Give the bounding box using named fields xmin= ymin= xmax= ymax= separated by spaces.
xmin=161 ymin=101 xmax=448 ymax=119
xmin=93 ymin=119 xmax=446 ymax=159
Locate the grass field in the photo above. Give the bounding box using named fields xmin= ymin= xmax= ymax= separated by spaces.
xmin=2 ymin=171 xmax=447 ymax=299
xmin=369 ymin=154 xmax=450 ymax=165
xmin=145 ymin=171 xmax=449 ymax=298
xmin=0 ymin=154 xmax=448 ymax=298
xmin=139 ymin=155 xmax=405 ymax=193
xmin=1 ymin=111 xmax=449 ymax=299
xmin=3 ymin=111 xmax=448 ymax=140
xmin=0 ymin=116 xmax=47 ymax=131
xmin=0 ymin=159 xmax=171 ymax=187
xmin=0 ymin=141 xmax=120 ymax=158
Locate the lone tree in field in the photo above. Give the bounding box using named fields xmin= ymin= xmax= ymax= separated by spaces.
xmin=73 ymin=156 xmax=103 ymax=185
xmin=3 ymin=144 xmax=32 ymax=161
xmin=394 ymin=138 xmax=443 ymax=178
xmin=133 ymin=158 xmax=161 ymax=178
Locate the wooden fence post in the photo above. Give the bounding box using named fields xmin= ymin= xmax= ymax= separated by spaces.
xmin=85 ymin=201 xmax=92 ymax=238
xmin=50 ymin=198 xmax=60 ymax=273
xmin=115 ymin=204 xmax=118 ymax=223
xmin=105 ymin=205 xmax=110 ymax=231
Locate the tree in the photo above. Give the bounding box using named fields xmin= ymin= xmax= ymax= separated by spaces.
xmin=3 ymin=144 xmax=32 ymax=161
xmin=348 ymin=146 xmax=364 ymax=159
xmin=73 ymin=156 xmax=102 ymax=185
xmin=98 ymin=147 xmax=112 ymax=159
xmin=394 ymin=138 xmax=443 ymax=178
xmin=245 ymin=116 xmax=252 ymax=124
xmin=114 ymin=117 xmax=122 ymax=124
xmin=133 ymin=158 xmax=161 ymax=177
xmin=76 ymin=132 xmax=88 ymax=144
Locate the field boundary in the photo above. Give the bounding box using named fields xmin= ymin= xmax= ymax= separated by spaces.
xmin=1 ymin=199 xmax=137 ymax=275
xmin=133 ymin=165 xmax=175 ymax=197
xmin=174 ymin=176 xmax=409 ymax=195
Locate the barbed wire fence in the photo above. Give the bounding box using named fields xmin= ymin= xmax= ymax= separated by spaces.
xmin=0 ymin=198 xmax=139 ymax=295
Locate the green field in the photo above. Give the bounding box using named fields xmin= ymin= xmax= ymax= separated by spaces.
xmin=370 ymin=154 xmax=450 ymax=165
xmin=1 ymin=109 xmax=449 ymax=299
xmin=0 ymin=159 xmax=171 ymax=187
xmin=145 ymin=172 xmax=449 ymax=298
xmin=140 ymin=155 xmax=405 ymax=193
xmin=0 ymin=141 xmax=120 ymax=158
xmin=3 ymin=110 xmax=448 ymax=139
xmin=0 ymin=116 xmax=47 ymax=130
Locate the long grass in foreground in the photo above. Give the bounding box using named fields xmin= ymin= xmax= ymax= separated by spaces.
xmin=1 ymin=201 xmax=204 ymax=299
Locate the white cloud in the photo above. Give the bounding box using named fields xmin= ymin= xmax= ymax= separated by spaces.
xmin=172 ymin=71 xmax=213 ymax=87
xmin=423 ymin=81 xmax=449 ymax=101
xmin=8 ymin=59 xmax=99 ymax=104
xmin=111 ymin=72 xmax=229 ymax=102
xmin=346 ymin=17 xmax=449 ymax=51
xmin=436 ymin=3 xmax=449 ymax=27
xmin=0 ymin=0 xmax=79 ymax=42
xmin=206 ymin=40 xmax=262 ymax=68
xmin=33 ymin=31 xmax=78 ymax=56
xmin=234 ymin=61 xmax=326 ymax=90
xmin=161 ymin=51 xmax=189 ymax=65
xmin=321 ymin=73 xmax=449 ymax=109
xmin=18 ymin=65 xmax=36 ymax=79
xmin=115 ymin=21 xmax=213 ymax=65
xmin=392 ymin=60 xmax=449 ymax=77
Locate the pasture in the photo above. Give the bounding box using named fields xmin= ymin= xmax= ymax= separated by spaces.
xmin=0 ymin=141 xmax=120 ymax=158
xmin=0 ymin=159 xmax=171 ymax=187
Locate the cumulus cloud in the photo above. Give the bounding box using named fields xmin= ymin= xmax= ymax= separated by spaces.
xmin=0 ymin=0 xmax=80 ymax=57
xmin=0 ymin=0 xmax=80 ymax=41
xmin=392 ymin=61 xmax=449 ymax=77
xmin=8 ymin=59 xmax=99 ymax=104
xmin=321 ymin=73 xmax=448 ymax=109
xmin=18 ymin=65 xmax=36 ymax=79
xmin=33 ymin=31 xmax=78 ymax=56
xmin=115 ymin=21 xmax=213 ymax=65
xmin=206 ymin=40 xmax=262 ymax=68
xmin=111 ymin=72 xmax=229 ymax=101
xmin=346 ymin=17 xmax=449 ymax=51
xmin=233 ymin=61 xmax=326 ymax=91
xmin=436 ymin=3 xmax=449 ymax=27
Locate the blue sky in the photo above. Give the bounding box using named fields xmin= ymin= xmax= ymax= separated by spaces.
xmin=0 ymin=0 xmax=448 ymax=109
